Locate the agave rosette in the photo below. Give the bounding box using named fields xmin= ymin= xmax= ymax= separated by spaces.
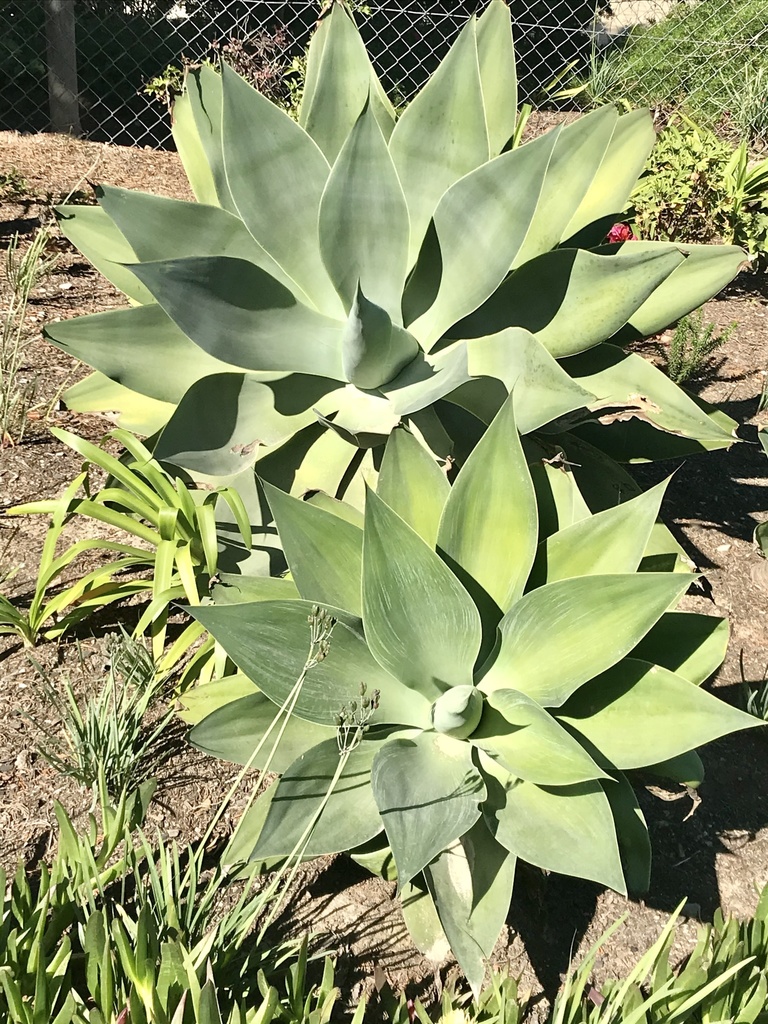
xmin=185 ymin=396 xmax=758 ymax=991
xmin=45 ymin=2 xmax=742 ymax=570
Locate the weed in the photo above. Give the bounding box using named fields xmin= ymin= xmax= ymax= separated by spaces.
xmin=28 ymin=630 xmax=174 ymax=798
xmin=0 ymin=168 xmax=30 ymax=200
xmin=666 ymin=307 xmax=736 ymax=384
xmin=0 ymin=229 xmax=57 ymax=444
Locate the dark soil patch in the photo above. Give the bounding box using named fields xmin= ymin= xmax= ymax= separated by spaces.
xmin=1 ymin=129 xmax=767 ymax=1013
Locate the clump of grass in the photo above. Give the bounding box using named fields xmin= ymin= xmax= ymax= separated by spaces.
xmin=1 ymin=228 xmax=57 ymax=444
xmin=0 ymin=168 xmax=30 ymax=200
xmin=29 ymin=630 xmax=174 ymax=799
xmin=666 ymin=307 xmax=736 ymax=384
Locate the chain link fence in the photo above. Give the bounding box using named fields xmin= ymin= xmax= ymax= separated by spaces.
xmin=1 ymin=0 xmax=766 ymax=150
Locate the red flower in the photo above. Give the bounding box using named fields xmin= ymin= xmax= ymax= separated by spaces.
xmin=606 ymin=222 xmax=637 ymax=243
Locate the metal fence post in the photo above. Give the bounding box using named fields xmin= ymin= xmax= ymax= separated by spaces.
xmin=44 ymin=0 xmax=81 ymax=135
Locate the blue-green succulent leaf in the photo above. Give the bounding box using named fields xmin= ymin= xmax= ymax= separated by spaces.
xmin=377 ymin=427 xmax=450 ymax=547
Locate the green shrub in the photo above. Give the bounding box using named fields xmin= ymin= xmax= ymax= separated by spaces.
xmin=665 ymin=307 xmax=737 ymax=385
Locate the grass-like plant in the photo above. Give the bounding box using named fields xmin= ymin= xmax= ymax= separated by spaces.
xmin=0 ymin=229 xmax=57 ymax=444
xmin=665 ymin=307 xmax=737 ymax=384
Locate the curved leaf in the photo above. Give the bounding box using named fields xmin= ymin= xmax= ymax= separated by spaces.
xmin=476 ymin=0 xmax=517 ymax=157
xmin=264 ymin=480 xmax=363 ymax=617
xmin=128 ymin=256 xmax=345 ymax=379
xmin=221 ymin=63 xmax=341 ymax=317
xmin=177 ymin=673 xmax=256 ymax=725
xmin=340 ymin=287 xmax=419 ymax=389
xmin=480 ymin=573 xmax=692 ymax=707
xmin=557 ymin=658 xmax=761 ymax=768
xmin=389 ymin=18 xmax=489 ymax=267
xmin=437 ymin=394 xmax=537 ymax=610
xmin=299 ymin=3 xmax=395 ymax=163
xmin=319 ymin=101 xmax=410 ymax=319
xmin=190 ymin=599 xmax=431 ymax=728
xmin=371 ymin=732 xmax=486 ymax=887
xmin=173 ymin=65 xmax=236 ymax=212
xmin=363 ymin=489 xmax=483 ymax=699
xmin=531 ymin=477 xmax=668 ymax=585
xmin=603 ymin=772 xmax=651 ymax=895
xmin=631 ymin=611 xmax=728 ymax=685
xmin=63 ymin=372 xmax=173 ymax=435
xmin=472 ymin=689 xmax=606 ymax=785
xmin=377 ymin=427 xmax=450 ymax=547
xmin=190 ymin=692 xmax=335 ymax=772
xmin=253 ymin=734 xmax=385 ymax=858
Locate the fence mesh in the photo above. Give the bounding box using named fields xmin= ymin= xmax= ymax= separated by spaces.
xmin=1 ymin=0 xmax=766 ymax=150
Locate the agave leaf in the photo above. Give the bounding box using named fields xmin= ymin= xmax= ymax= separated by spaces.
xmin=563 ymin=108 xmax=656 ymax=240
xmin=460 ymin=327 xmax=595 ymax=433
xmin=211 ymin=574 xmax=300 ymax=605
xmin=379 ymin=342 xmax=473 ymax=417
xmin=44 ymin=303 xmax=234 ymax=406
xmin=424 ymin=820 xmax=516 ymax=995
xmin=363 ymin=489 xmax=483 ymax=699
xmin=603 ymin=242 xmax=748 ymax=340
xmin=480 ymin=573 xmax=692 ymax=707
xmin=315 ymin=384 xmax=401 ymax=449
xmin=512 ymin=105 xmax=618 ymax=269
xmin=377 ymin=427 xmax=450 ymax=547
xmin=220 ymin=63 xmax=341 ymax=318
xmin=631 ymin=611 xmax=728 ymax=685
xmin=174 ymin=65 xmax=236 ymax=212
xmin=127 ymin=256 xmax=346 ymax=379
xmin=257 ymin=421 xmax=359 ymax=502
xmin=437 ymin=394 xmax=537 ymax=610
xmin=487 ymin=759 xmax=626 ymax=893
xmin=55 ymin=204 xmax=152 ymax=304
xmin=97 ymin=185 xmax=298 ymax=297
xmin=453 ymin=248 xmax=685 ymax=356
xmin=389 ymin=17 xmax=490 ymax=266
xmin=305 ymin=491 xmax=365 ymax=528
xmin=558 ymin=658 xmax=761 ymax=768
xmin=253 ymin=734 xmax=385 ymax=859
xmin=407 ymin=128 xmax=560 ymax=348
xmin=530 ymin=478 xmax=668 ymax=585
xmin=64 ymin=373 xmax=173 ymax=435
xmin=177 ymin=673 xmax=256 ymax=724
xmin=340 ymin=287 xmax=419 ymax=389
xmin=190 ymin=600 xmax=432 ymax=728
xmin=472 ymin=689 xmax=606 ymax=785
xmin=190 ymin=691 xmax=335 ymax=772
xmin=603 ymin=772 xmax=651 ymax=895
xmin=371 ymin=732 xmax=486 ymax=887
xmin=476 ymin=0 xmax=517 ymax=157
xmin=647 ymin=750 xmax=705 ymax=788
xmin=319 ymin=102 xmax=410 ymax=319
xmin=527 ymin=454 xmax=591 ymax=539
xmin=263 ymin=481 xmax=363 ymax=617
xmin=401 ymin=881 xmax=450 ymax=962
xmin=299 ymin=3 xmax=395 ymax=163
xmin=153 ymin=373 xmax=334 ymax=477
xmin=567 ymin=345 xmax=736 ymax=448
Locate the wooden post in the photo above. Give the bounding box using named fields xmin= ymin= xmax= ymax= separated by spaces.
xmin=44 ymin=0 xmax=81 ymax=135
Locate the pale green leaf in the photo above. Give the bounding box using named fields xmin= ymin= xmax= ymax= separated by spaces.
xmin=489 ymin=766 xmax=626 ymax=893
xmin=480 ymin=573 xmax=692 ymax=707
xmin=646 ymin=750 xmax=705 ymax=788
xmin=170 ymin=81 xmax=219 ymax=207
xmin=363 ymin=489 xmax=483 ymax=699
xmin=177 ymin=673 xmax=256 ymax=725
xmin=305 ymin=491 xmax=364 ymax=528
xmin=531 ymin=478 xmax=668 ymax=585
xmin=631 ymin=611 xmax=728 ymax=685
xmin=264 ymin=481 xmax=363 ymax=617
xmin=425 ymin=820 xmax=516 ymax=996
xmin=472 ymin=688 xmax=606 ymax=785
xmin=211 ymin=574 xmax=299 ymax=605
xmin=563 ymin=108 xmax=656 ymax=239
xmin=407 ymin=129 xmax=560 ymax=348
xmin=190 ymin=692 xmax=335 ymax=772
xmin=220 ymin=63 xmax=341 ymax=317
xmin=528 ymin=455 xmax=591 ymax=540
xmin=377 ymin=427 xmax=450 ymax=547
xmin=389 ymin=18 xmax=489 ymax=266
xmin=603 ymin=772 xmax=651 ymax=895
xmin=371 ymin=732 xmax=486 ymax=886
xmin=63 ymin=373 xmax=173 ymax=436
xmin=253 ymin=734 xmax=384 ymax=858
xmin=190 ymin=600 xmax=431 ymax=728
xmin=128 ymin=256 xmax=345 ymax=379
xmin=453 ymin=247 xmax=685 ymax=357
xmin=340 ymin=287 xmax=419 ymax=389
xmin=401 ymin=882 xmax=450 ymax=962
xmin=45 ymin=303 xmax=235 ymax=406
xmin=438 ymin=394 xmax=537 ymax=610
xmin=55 ymin=204 xmax=151 ymax=304
xmin=476 ymin=0 xmax=517 ymax=157
xmin=557 ymin=658 xmax=762 ymax=768
xmin=299 ymin=4 xmax=395 ymax=163
xmin=319 ymin=102 xmax=410 ymax=319
xmin=174 ymin=65 xmax=236 ymax=212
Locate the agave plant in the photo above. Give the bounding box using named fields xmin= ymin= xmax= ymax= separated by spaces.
xmin=45 ymin=1 xmax=743 ymax=573
xmin=185 ymin=397 xmax=759 ymax=992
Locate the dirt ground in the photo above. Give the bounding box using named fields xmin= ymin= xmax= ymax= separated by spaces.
xmin=1 ymin=122 xmax=767 ymax=1015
